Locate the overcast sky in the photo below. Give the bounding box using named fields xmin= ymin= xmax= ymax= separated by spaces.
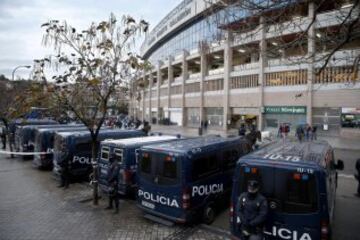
xmin=0 ymin=0 xmax=179 ymax=79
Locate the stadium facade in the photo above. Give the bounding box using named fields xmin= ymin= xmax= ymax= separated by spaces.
xmin=130 ymin=0 xmax=360 ymax=137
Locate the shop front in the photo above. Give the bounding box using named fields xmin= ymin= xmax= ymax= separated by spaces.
xmin=168 ymin=108 xmax=183 ymax=126
xmin=205 ymin=107 xmax=223 ymax=128
xmin=230 ymin=107 xmax=259 ymax=129
xmin=186 ymin=107 xmax=200 ymax=127
xmin=151 ymin=108 xmax=159 ymax=124
xmin=312 ymin=107 xmax=341 ymax=135
xmin=264 ymin=106 xmax=307 ymax=133
xmin=341 ymin=108 xmax=360 ymax=128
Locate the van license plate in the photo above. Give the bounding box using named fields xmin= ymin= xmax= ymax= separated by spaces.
xmin=142 ymin=201 xmax=155 ymax=209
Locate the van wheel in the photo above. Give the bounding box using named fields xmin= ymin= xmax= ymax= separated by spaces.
xmin=202 ymin=203 xmax=215 ymax=225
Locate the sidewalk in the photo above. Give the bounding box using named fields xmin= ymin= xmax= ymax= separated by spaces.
xmin=150 ymin=125 xmax=360 ymax=150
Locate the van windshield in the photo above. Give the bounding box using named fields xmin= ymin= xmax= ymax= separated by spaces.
xmin=139 ymin=152 xmax=180 ymax=186
xmin=238 ymin=166 xmax=318 ymax=214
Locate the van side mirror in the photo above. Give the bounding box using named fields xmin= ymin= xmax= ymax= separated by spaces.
xmin=336 ymin=160 xmax=344 ymax=170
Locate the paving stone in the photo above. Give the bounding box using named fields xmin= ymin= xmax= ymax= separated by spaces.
xmin=0 ymin=156 xmax=228 ymax=240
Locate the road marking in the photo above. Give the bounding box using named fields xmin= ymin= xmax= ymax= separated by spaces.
xmin=338 ymin=173 xmax=355 ymax=179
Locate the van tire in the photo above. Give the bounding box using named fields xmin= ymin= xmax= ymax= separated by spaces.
xmin=202 ymin=203 xmax=215 ymax=225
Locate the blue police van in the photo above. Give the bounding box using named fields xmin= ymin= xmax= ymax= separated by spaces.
xmin=32 ymin=125 xmax=88 ymax=169
xmin=15 ymin=124 xmax=64 ymax=154
xmin=230 ymin=141 xmax=344 ymax=240
xmin=137 ymin=136 xmax=253 ymax=225
xmin=13 ymin=119 xmax=58 ymax=151
xmin=53 ymin=129 xmax=145 ymax=181
xmin=98 ymin=135 xmax=182 ymax=196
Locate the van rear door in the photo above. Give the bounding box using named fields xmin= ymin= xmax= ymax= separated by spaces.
xmin=98 ymin=146 xmax=110 ymax=191
xmin=138 ymin=151 xmax=183 ymax=221
xmin=237 ymin=164 xmax=321 ymax=240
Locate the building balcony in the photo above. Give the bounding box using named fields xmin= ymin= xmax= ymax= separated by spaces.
xmin=315 ymin=48 xmax=360 ymax=67
xmin=161 ymin=80 xmax=168 ymax=86
xmin=208 ymin=67 xmax=224 ymax=76
xmin=267 ymin=55 xmax=306 ymax=67
xmin=188 ymin=72 xmax=201 ymax=79
xmin=233 ymin=62 xmax=259 ymax=71
xmin=174 ymin=76 xmax=183 ymax=82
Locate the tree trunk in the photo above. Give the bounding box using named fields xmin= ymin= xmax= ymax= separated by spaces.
xmin=91 ymin=139 xmax=99 ymax=205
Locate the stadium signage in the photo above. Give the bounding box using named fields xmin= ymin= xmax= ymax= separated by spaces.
xmin=264 ymin=106 xmax=306 ymax=114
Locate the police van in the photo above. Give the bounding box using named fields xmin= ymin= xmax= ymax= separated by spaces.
xmin=14 ymin=120 xmax=58 ymax=151
xmin=98 ymin=135 xmax=181 ymax=196
xmin=137 ymin=136 xmax=253 ymax=225
xmin=53 ymin=129 xmax=145 ymax=181
xmin=33 ymin=125 xmax=88 ymax=169
xmin=16 ymin=124 xmax=65 ymax=154
xmin=230 ymin=141 xmax=344 ymax=240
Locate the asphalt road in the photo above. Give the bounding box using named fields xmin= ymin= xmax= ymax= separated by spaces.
xmin=334 ymin=148 xmax=360 ymax=175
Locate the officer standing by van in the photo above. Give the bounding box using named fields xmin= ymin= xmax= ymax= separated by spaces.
xmin=356 ymin=158 xmax=360 ymax=197
xmin=106 ymin=154 xmax=120 ymax=213
xmin=0 ymin=126 xmax=6 ymax=149
xmin=237 ymin=180 xmax=268 ymax=240
xmin=59 ymin=158 xmax=71 ymax=188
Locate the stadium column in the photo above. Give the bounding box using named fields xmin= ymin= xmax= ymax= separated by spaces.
xmin=128 ymin=79 xmax=133 ymax=118
xmin=307 ymin=1 xmax=315 ymax=126
xmin=156 ymin=61 xmax=162 ymax=124
xmin=142 ymin=71 xmax=146 ymax=122
xmin=200 ymin=44 xmax=207 ymax=127
xmin=148 ymin=72 xmax=153 ymax=124
xmin=223 ymin=30 xmax=233 ymax=131
xmin=181 ymin=50 xmax=189 ymax=126
xmin=258 ymin=16 xmax=267 ymax=131
xmin=167 ymin=56 xmax=173 ymax=121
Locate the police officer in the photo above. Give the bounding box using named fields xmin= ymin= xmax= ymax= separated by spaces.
xmin=0 ymin=126 xmax=6 ymax=150
xmin=105 ymin=153 xmax=120 ymax=213
xmin=58 ymin=158 xmax=71 ymax=188
xmin=239 ymin=124 xmax=246 ymax=136
xmin=237 ymin=180 xmax=268 ymax=240
xmin=356 ymin=159 xmax=360 ymax=197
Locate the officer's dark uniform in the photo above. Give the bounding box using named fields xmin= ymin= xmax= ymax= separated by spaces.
xmin=237 ymin=181 xmax=268 ymax=240
xmin=106 ymin=155 xmax=120 ymax=213
xmin=356 ymin=159 xmax=360 ymax=197
xmin=59 ymin=158 xmax=71 ymax=188
xmin=239 ymin=125 xmax=246 ymax=136
xmin=1 ymin=126 xmax=6 ymax=149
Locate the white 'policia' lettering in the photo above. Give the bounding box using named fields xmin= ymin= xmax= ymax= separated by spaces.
xmin=138 ymin=190 xmax=180 ymax=208
xmin=72 ymin=156 xmax=92 ymax=165
xmin=264 ymin=226 xmax=312 ymax=240
xmin=192 ymin=184 xmax=223 ymax=197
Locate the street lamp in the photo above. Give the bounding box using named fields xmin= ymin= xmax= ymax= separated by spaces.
xmin=12 ymin=65 xmax=31 ymax=81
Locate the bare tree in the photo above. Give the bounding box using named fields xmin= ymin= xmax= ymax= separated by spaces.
xmin=36 ymin=13 xmax=149 ymax=205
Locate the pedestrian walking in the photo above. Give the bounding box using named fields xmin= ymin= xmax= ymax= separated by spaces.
xmin=0 ymin=126 xmax=6 ymax=150
xmin=8 ymin=131 xmax=15 ymax=158
xmin=296 ymin=125 xmax=304 ymax=142
xmin=204 ymin=120 xmax=208 ymax=132
xmin=356 ymin=159 xmax=360 ymax=197
xmin=305 ymin=124 xmax=312 ymax=141
xmin=311 ymin=125 xmax=317 ymax=140
xmin=239 ymin=124 xmax=246 ymax=136
xmin=279 ymin=123 xmax=289 ymax=140
xmin=106 ymin=154 xmax=120 ymax=213
xmin=142 ymin=121 xmax=151 ymax=135
xmin=236 ymin=180 xmax=268 ymax=240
